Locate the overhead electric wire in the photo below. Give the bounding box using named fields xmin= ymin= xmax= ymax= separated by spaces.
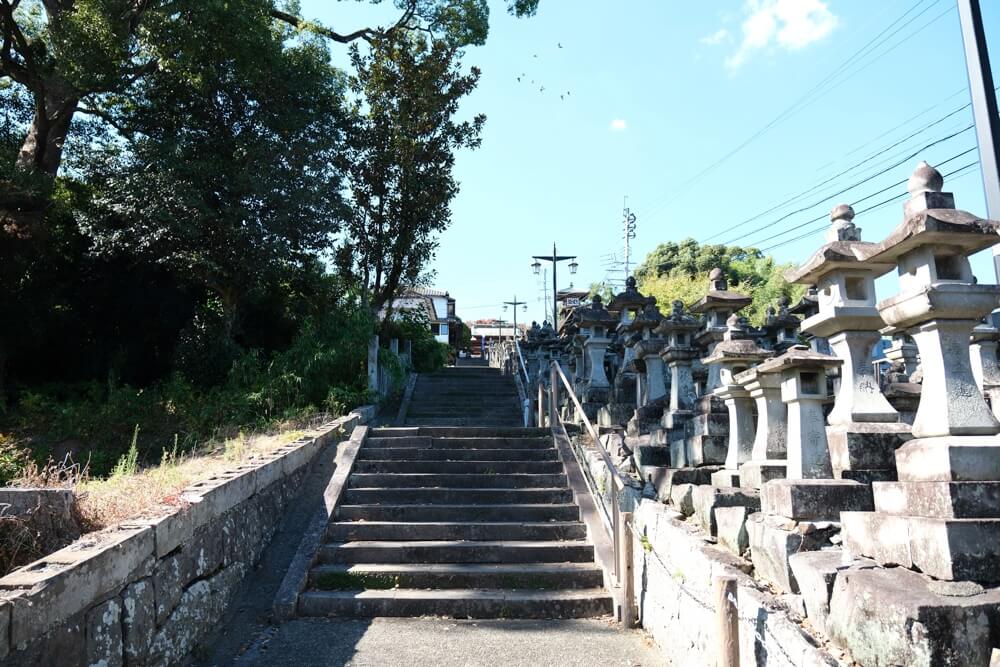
xmin=640 ymin=0 xmax=947 ymax=220
xmin=756 ymin=160 xmax=981 ymax=253
xmin=701 ymin=96 xmax=975 ymax=242
xmin=719 ymin=125 xmax=975 ymax=247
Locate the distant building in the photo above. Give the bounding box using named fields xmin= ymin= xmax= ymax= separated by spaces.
xmin=384 ymin=288 xmax=456 ymax=344
xmin=469 ymin=319 xmax=527 ymax=356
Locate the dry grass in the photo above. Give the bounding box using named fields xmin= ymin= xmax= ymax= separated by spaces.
xmin=73 ymin=418 xmax=323 ymax=530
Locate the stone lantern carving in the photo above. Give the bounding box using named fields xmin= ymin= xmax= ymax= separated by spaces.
xmin=702 ymin=315 xmax=772 ymax=487
xmin=842 ymin=162 xmax=1000 ymax=582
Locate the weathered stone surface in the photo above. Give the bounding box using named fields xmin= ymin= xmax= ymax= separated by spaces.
xmin=715 ymin=506 xmax=749 ymax=557
xmin=761 ymin=479 xmax=873 ymax=521
xmin=669 ymin=483 xmax=695 ymax=516
xmin=635 ymin=444 xmax=670 ymax=468
xmin=739 ymin=460 xmax=786 ymax=490
xmin=787 ymin=550 xmax=875 ymax=634
xmin=650 ymin=466 xmax=720 ymax=503
xmin=827 ymin=566 xmax=1000 ymax=667
xmin=1 ymin=524 xmax=153 ymax=648
xmin=86 ymin=597 xmax=122 ymax=667
xmin=873 ymin=480 xmax=1000 ymax=519
xmin=840 ymin=510 xmax=913 ymax=568
xmin=747 ymin=513 xmax=839 ymax=594
xmin=693 ymin=486 xmax=760 ymax=536
xmin=827 ymin=422 xmax=910 ymax=476
xmin=121 ymin=578 xmax=155 ymax=663
xmin=2 ymin=606 xmax=86 ymax=667
xmin=710 ymin=470 xmax=740 ymax=488
xmin=0 ymin=599 xmax=10 ymax=660
xmin=895 ymin=437 xmax=1000 ymax=482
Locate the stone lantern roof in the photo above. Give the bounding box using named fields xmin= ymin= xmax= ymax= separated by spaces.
xmin=690 ymin=268 xmax=752 ymax=314
xmin=608 ymin=276 xmax=653 ymax=314
xmin=653 ymin=299 xmax=701 ymax=335
xmin=703 ymin=315 xmax=772 ymax=365
xmin=626 ymin=301 xmax=664 ymax=332
xmin=788 ymin=287 xmax=820 ymax=317
xmin=755 ymin=344 xmax=842 ymax=375
xmin=784 ymin=205 xmax=894 ymax=285
xmin=573 ymin=294 xmax=617 ymax=329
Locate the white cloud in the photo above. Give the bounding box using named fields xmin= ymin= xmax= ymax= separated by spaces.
xmin=724 ymin=0 xmax=838 ymax=71
xmin=700 ymin=28 xmax=730 ymax=46
xmin=610 ymin=119 xmax=627 ymax=131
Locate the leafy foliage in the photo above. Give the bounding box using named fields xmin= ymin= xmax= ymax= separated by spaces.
xmin=635 ymin=238 xmax=804 ymax=325
xmin=335 ymin=33 xmax=484 ymax=316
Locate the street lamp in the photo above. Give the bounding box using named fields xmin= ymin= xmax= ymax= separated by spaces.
xmin=504 ymin=296 xmax=528 ymax=340
xmin=531 ymin=243 xmax=578 ymax=328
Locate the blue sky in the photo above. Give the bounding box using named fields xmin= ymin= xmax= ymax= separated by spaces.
xmin=301 ymin=0 xmax=1000 ymax=326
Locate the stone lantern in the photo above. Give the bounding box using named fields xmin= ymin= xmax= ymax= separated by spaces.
xmin=970 ymin=321 xmax=1000 ymax=420
xmin=607 ymin=277 xmax=654 ymax=413
xmin=733 ymin=361 xmax=786 ymax=489
xmin=841 ymin=162 xmax=1000 ymax=582
xmin=572 ymin=294 xmax=617 ymax=406
xmin=654 ymin=300 xmax=708 ymax=467
xmin=691 ymin=268 xmax=753 ymax=395
xmin=626 ymin=301 xmax=668 ymax=407
xmin=785 ymin=203 xmax=910 ymax=482
xmin=761 ymin=296 xmax=802 ymax=354
xmin=702 ymin=314 xmax=772 ymax=487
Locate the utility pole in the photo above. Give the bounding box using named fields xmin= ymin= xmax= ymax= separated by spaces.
xmin=957 ymin=0 xmax=1000 ymax=280
xmin=622 ymin=197 xmax=637 ymax=281
xmin=531 ymin=243 xmax=579 ymax=328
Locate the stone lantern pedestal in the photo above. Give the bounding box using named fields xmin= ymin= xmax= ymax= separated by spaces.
xmin=734 ymin=368 xmax=787 ymax=489
xmin=841 ymin=163 xmax=1000 ymax=582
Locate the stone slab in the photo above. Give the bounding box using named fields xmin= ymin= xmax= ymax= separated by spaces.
xmin=827 ymin=422 xmax=910 ymax=475
xmin=761 ymin=479 xmax=874 ymax=521
xmin=669 ymin=483 xmax=695 ymax=516
xmin=649 ymin=466 xmax=721 ymax=503
xmin=827 ymin=566 xmax=1000 ymax=667
xmin=738 ymin=460 xmax=786 ymax=490
xmin=840 ymin=510 xmax=913 ymax=568
xmin=747 ymin=513 xmax=839 ymax=594
xmin=895 ymin=437 xmax=1000 ymax=482
xmin=635 ymin=444 xmax=670 ymax=468
xmin=873 ymin=480 xmax=1000 ymax=519
xmin=692 ymin=486 xmax=760 ymax=536
xmin=787 ymin=550 xmax=873 ymax=635
xmin=685 ymin=434 xmax=727 ymax=467
xmin=714 ymin=506 xmax=750 ymax=557
xmin=709 ymin=470 xmax=740 ymax=488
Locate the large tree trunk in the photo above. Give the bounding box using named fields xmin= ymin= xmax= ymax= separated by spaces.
xmin=16 ymin=94 xmax=79 ymax=176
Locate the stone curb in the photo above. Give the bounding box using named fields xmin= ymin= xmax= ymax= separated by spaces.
xmin=273 ymin=424 xmax=369 ymax=620
xmin=394 ymin=372 xmax=419 ymax=426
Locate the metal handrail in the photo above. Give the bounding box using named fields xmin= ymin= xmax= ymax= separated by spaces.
xmin=514 ymin=339 xmax=531 ymax=389
xmin=546 ymin=360 xmax=627 ymax=584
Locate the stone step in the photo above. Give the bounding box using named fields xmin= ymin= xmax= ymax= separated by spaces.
xmin=352 ymin=460 xmax=564 ymax=475
xmin=342 ymin=487 xmax=574 ymax=505
xmin=316 ymin=540 xmax=596 ymax=564
xmin=325 ymin=520 xmax=587 ymax=542
xmin=363 ymin=437 xmax=552 ymax=449
xmin=404 ymin=418 xmax=525 ymax=427
xmin=357 ymin=448 xmax=558 ymax=462
xmin=297 ymin=588 xmax=613 ymax=619
xmin=308 ymin=562 xmax=604 ymax=590
xmin=403 ymin=413 xmax=522 ymax=421
xmin=370 ymin=427 xmax=549 ymax=438
xmin=347 ymin=473 xmax=567 ymax=489
xmin=336 ymin=503 xmax=581 ymax=523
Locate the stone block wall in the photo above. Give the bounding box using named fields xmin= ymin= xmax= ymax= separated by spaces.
xmin=0 ymin=409 xmax=372 ymax=666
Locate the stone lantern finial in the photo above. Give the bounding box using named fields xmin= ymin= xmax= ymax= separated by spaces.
xmin=826 ymin=203 xmax=861 ymax=243
xmin=708 ymin=267 xmax=727 ymax=292
xmin=626 ymin=275 xmax=637 ymax=290
xmin=904 ymin=161 xmax=955 ymax=217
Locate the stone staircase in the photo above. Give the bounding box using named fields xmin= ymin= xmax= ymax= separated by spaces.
xmin=298 ymin=424 xmax=613 ymax=618
xmin=404 ymin=366 xmax=523 ymax=426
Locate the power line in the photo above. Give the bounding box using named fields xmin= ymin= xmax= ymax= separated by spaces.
xmin=757 ymin=160 xmax=981 ymax=253
xmin=720 ymin=126 xmax=975 ymax=246
xmin=701 ymin=96 xmax=975 ymax=242
xmin=640 ymin=0 xmax=948 ymax=219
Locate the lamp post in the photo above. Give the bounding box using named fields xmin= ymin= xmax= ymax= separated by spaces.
xmin=504 ymin=296 xmax=528 ymax=340
xmin=531 ymin=243 xmax=579 ymax=328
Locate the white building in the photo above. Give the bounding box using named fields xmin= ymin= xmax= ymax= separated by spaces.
xmin=385 ymin=288 xmax=456 ymax=344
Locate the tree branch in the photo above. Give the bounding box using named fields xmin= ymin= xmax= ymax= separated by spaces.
xmin=270 ymin=1 xmax=418 ymax=45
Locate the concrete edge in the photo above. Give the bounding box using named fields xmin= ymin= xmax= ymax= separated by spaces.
xmin=271 ymin=424 xmax=369 ymax=621
xmin=394 ymin=373 xmax=419 ymax=426
xmin=550 ymin=423 xmax=621 ymax=615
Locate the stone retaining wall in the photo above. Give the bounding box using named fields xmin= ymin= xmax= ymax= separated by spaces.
xmin=0 ymin=408 xmax=373 ymax=666
xmin=573 ymin=438 xmax=843 ymax=666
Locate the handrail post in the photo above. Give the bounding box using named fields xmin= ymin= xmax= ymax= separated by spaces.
xmin=715 ymin=575 xmax=740 ymax=667
xmin=620 ymin=511 xmax=636 ymax=628
xmin=549 ymin=363 xmax=559 ymax=427
xmin=537 ymin=380 xmax=545 ymax=427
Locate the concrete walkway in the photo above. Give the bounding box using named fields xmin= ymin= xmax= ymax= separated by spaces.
xmin=218 ymin=617 xmax=669 ymax=667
